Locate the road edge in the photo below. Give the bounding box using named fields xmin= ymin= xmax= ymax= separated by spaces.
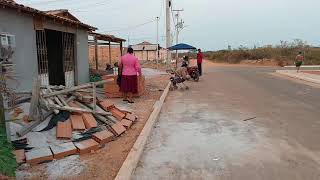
xmin=114 ymin=81 xmax=171 ymax=180
xmin=275 ymin=70 xmax=320 ymax=84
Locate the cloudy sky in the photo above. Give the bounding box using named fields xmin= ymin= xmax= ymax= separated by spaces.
xmin=16 ymin=0 xmax=320 ymax=50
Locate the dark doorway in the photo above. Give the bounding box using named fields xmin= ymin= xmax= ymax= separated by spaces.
xmin=45 ymin=29 xmax=65 ymax=86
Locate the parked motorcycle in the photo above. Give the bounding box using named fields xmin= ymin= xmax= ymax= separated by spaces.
xmin=182 ymin=59 xmax=200 ymax=82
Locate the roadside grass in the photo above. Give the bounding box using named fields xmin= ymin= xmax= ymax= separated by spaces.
xmin=0 ymin=108 xmax=17 ymax=177
xmin=203 ymin=47 xmax=320 ymax=66
xmin=181 ymin=40 xmax=320 ymax=65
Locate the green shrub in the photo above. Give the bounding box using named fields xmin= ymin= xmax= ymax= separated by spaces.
xmin=0 ymin=108 xmax=17 ymax=177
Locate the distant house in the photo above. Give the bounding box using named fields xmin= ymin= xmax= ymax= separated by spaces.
xmin=0 ymin=0 xmax=96 ymax=91
xmin=131 ymin=41 xmax=167 ymax=61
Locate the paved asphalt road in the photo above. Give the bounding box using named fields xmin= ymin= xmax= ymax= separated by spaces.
xmin=133 ymin=62 xmax=320 ymax=180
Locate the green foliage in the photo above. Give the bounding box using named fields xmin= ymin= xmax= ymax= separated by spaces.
xmin=0 ymin=108 xmax=17 ymax=177
xmin=90 ymin=74 xmax=103 ymax=88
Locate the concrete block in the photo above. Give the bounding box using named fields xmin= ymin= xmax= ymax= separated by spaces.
xmin=110 ymin=122 xmax=126 ymax=136
xmin=120 ymin=119 xmax=133 ymax=129
xmin=13 ymin=149 xmax=26 ymax=164
xmin=70 ymin=115 xmax=86 ymax=131
xmin=74 ymin=139 xmax=100 ymax=155
xmin=92 ymin=130 xmax=114 ymax=145
xmin=99 ymin=100 xmax=115 ymax=111
xmin=50 ymin=142 xmax=77 ymax=160
xmin=56 ymin=120 xmax=72 ymax=139
xmin=82 ymin=113 xmax=97 ymax=129
xmin=26 ymin=147 xmax=53 ymax=165
xmin=125 ymin=113 xmax=137 ymax=122
xmin=110 ymin=107 xmax=126 ymax=121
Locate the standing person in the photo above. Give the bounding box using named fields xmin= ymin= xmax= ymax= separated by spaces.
xmin=295 ymin=51 xmax=304 ymax=73
xmin=197 ymin=49 xmax=203 ymax=76
xmin=119 ymin=47 xmax=142 ymax=103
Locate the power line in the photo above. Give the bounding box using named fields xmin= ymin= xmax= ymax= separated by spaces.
xmin=24 ymin=0 xmax=113 ymax=12
xmin=24 ymin=0 xmax=74 ymax=6
xmin=70 ymin=0 xmax=113 ymax=11
xmin=100 ymin=19 xmax=156 ymax=33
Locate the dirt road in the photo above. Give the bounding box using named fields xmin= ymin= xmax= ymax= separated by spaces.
xmin=133 ymin=61 xmax=320 ymax=180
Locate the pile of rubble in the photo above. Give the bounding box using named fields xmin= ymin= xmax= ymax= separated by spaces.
xmin=11 ymin=79 xmax=137 ymax=165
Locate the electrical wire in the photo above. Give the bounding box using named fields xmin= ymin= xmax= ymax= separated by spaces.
xmin=23 ymin=0 xmax=75 ymax=6
xmin=100 ymin=19 xmax=156 ymax=33
xmin=24 ymin=0 xmax=113 ymax=12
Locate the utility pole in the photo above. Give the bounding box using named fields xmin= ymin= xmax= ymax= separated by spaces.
xmin=166 ymin=0 xmax=172 ymax=66
xmin=156 ymin=17 xmax=160 ymax=65
xmin=173 ymin=9 xmax=184 ymax=65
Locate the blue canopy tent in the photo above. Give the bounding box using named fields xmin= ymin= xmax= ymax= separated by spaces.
xmin=168 ymin=43 xmax=197 ymax=50
xmin=168 ymin=43 xmax=197 ymax=68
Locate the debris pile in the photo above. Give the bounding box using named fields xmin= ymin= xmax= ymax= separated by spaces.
xmin=11 ymin=79 xmax=138 ymax=165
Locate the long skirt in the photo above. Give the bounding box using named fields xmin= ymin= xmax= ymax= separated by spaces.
xmin=120 ymin=75 xmax=138 ymax=93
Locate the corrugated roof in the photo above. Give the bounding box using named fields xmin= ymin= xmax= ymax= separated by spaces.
xmin=131 ymin=44 xmax=158 ymax=51
xmin=89 ymin=32 xmax=126 ymax=43
xmin=0 ymin=0 xmax=97 ymax=31
xmin=44 ymin=9 xmax=80 ymax=22
xmin=137 ymin=41 xmax=153 ymax=45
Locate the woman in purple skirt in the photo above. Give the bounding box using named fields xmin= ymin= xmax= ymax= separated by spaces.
xmin=119 ymin=47 xmax=142 ymax=103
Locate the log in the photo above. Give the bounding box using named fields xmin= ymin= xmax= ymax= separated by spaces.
xmin=66 ymin=96 xmax=75 ymax=103
xmin=57 ymin=95 xmax=68 ymax=106
xmin=47 ymin=87 xmax=64 ymax=107
xmin=42 ymin=80 xmax=113 ymax=98
xmin=48 ymin=104 xmax=111 ymax=116
xmin=46 ymin=98 xmax=59 ymax=114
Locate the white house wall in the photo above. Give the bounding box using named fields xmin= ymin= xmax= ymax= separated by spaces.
xmin=0 ymin=8 xmax=38 ymax=92
xmin=0 ymin=8 xmax=90 ymax=91
xmin=75 ymin=29 xmax=89 ymax=85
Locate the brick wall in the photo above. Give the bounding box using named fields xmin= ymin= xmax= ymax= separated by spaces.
xmin=88 ymin=46 xmax=167 ymax=70
xmin=88 ymin=45 xmax=122 ymax=70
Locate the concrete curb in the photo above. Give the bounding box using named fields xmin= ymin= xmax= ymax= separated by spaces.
xmin=114 ymin=82 xmax=172 ymax=180
xmin=276 ymin=70 xmax=320 ymax=84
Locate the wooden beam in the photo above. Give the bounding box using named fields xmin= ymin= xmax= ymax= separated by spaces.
xmin=92 ymin=83 xmax=96 ymax=113
xmin=94 ymin=37 xmax=98 ymax=70
xmin=120 ymin=41 xmax=123 ymax=56
xmin=29 ymin=78 xmax=41 ymax=121
xmin=42 ymin=80 xmax=112 ymax=98
xmin=108 ymin=41 xmax=112 ymax=65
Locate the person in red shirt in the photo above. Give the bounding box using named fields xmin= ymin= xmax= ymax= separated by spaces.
xmin=197 ymin=49 xmax=203 ymax=76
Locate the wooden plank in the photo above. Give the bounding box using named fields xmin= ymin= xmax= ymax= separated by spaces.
xmin=108 ymin=41 xmax=112 ymax=65
xmin=92 ymin=83 xmax=96 ymax=113
xmin=42 ymin=80 xmax=112 ymax=98
xmin=94 ymin=37 xmax=98 ymax=70
xmin=29 ymin=78 xmax=41 ymax=121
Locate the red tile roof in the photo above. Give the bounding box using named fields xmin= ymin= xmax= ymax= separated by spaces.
xmin=0 ymin=0 xmax=97 ymax=30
